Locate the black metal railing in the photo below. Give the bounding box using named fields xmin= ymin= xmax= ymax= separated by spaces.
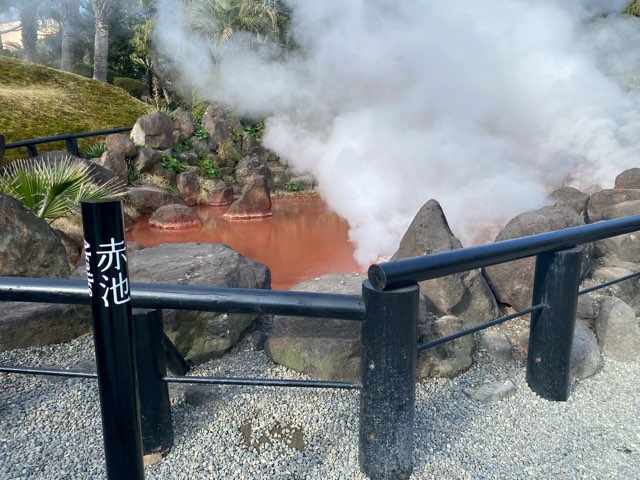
xmin=1 ymin=199 xmax=640 ymax=480
xmin=3 ymin=127 xmax=132 ymax=158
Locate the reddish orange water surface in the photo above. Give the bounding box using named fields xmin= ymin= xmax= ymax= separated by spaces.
xmin=126 ymin=195 xmax=362 ymax=290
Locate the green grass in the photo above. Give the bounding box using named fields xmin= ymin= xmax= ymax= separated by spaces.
xmin=0 ymin=56 xmax=148 ymax=163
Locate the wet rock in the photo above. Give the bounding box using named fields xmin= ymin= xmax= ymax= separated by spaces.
xmin=130 ymin=111 xmax=173 ymax=150
xmin=595 ymin=297 xmax=640 ymax=362
xmin=149 ymin=204 xmax=202 ymax=230
xmin=223 ymin=175 xmax=272 ymax=219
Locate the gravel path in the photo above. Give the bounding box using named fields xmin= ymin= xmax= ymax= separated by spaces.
xmin=1 ymin=334 xmax=638 ymax=479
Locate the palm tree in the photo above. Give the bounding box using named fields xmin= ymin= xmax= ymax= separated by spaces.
xmin=18 ymin=0 xmax=42 ymax=63
xmin=0 ymin=156 xmax=126 ymax=222
xmin=185 ymin=0 xmax=282 ymax=49
xmin=91 ymin=0 xmax=111 ymax=82
xmin=57 ymin=0 xmax=80 ymax=71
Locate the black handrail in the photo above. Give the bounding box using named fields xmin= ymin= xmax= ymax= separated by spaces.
xmin=369 ymin=213 xmax=640 ymax=290
xmin=0 ymin=277 xmax=365 ymax=320
xmin=3 ymin=127 xmax=133 ymax=157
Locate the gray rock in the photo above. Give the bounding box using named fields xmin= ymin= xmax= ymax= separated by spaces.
xmin=105 ymin=133 xmax=137 ymax=158
xmin=241 ymin=133 xmax=259 ymax=154
xmin=615 ymin=168 xmax=640 ymax=189
xmin=184 ymin=385 xmax=222 ymax=407
xmin=571 ymin=321 xmax=601 ymax=379
xmin=176 ymin=171 xmax=199 ymax=206
xmin=392 ymin=199 xmax=498 ymax=326
xmin=417 ymin=315 xmax=475 ymax=378
xmin=463 ymin=379 xmax=516 ymax=403
xmin=595 ymin=297 xmax=640 ymax=362
xmin=551 ymin=186 xmax=590 ymax=222
xmin=478 ymin=330 xmax=513 ymax=363
xmin=588 ymin=259 xmax=640 ymax=314
xmin=235 ymin=155 xmax=272 ymax=186
xmin=265 ymin=273 xmax=366 ymax=381
xmin=205 ymin=181 xmax=234 ymax=206
xmin=290 ymin=174 xmax=316 ymax=188
xmin=201 ymin=105 xmax=234 ymax=150
xmin=172 ymin=107 xmax=195 ymax=141
xmin=269 ymin=165 xmax=292 ymax=190
xmin=0 ymin=302 xmax=90 ymax=351
xmin=127 ymin=185 xmax=179 ymax=214
xmin=178 ymin=152 xmax=199 ymax=166
xmin=148 ymin=204 xmax=202 ymax=229
xmin=73 ymin=243 xmax=270 ymax=365
xmin=95 ymin=149 xmax=127 ymax=183
xmin=576 ymin=294 xmax=596 ymax=328
xmin=0 ymin=195 xmax=70 ymax=278
xmin=223 ymin=175 xmax=272 ymax=219
xmin=54 ymin=229 xmax=82 ymax=270
xmin=484 ymin=205 xmax=590 ymax=311
xmin=587 ymin=189 xmax=640 ymax=222
xmin=130 ymin=111 xmax=173 ymax=150
xmin=134 ymin=148 xmax=162 ymax=173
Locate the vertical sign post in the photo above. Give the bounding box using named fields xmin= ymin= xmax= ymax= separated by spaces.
xmin=81 ymin=199 xmax=144 ymax=480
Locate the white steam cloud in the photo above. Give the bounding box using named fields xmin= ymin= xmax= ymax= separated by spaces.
xmin=157 ymin=0 xmax=640 ymax=265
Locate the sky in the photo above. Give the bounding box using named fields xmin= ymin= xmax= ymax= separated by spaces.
xmin=156 ymin=0 xmax=640 ymax=264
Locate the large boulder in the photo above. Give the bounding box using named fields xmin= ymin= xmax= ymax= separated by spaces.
xmin=172 ymin=107 xmax=195 ymax=141
xmin=73 ymin=243 xmax=270 ymax=364
xmin=587 ymin=189 xmax=640 ymax=222
xmin=417 ymin=314 xmax=475 ymax=378
xmin=586 ymin=257 xmax=640 ymax=314
xmin=484 ymin=205 xmax=590 ymax=311
xmin=223 ymin=175 xmax=272 ymax=219
xmin=105 ymin=133 xmax=137 ymax=158
xmin=614 ymin=168 xmax=640 ymax=189
xmin=0 ymin=303 xmax=90 ymax=352
xmin=149 ymin=204 xmax=202 ymax=229
xmin=550 ymin=186 xmax=590 ymax=222
xmin=570 ymin=320 xmax=601 ymax=379
xmin=201 ymin=104 xmax=240 ymax=151
xmin=134 ymin=148 xmax=162 ymax=173
xmin=130 ymin=111 xmax=173 ymax=150
xmin=594 ymin=296 xmax=640 ymax=362
xmin=95 ymin=149 xmax=128 ymax=183
xmin=265 ymin=273 xmax=366 ymax=381
xmin=391 ymin=199 xmax=498 ymax=327
xmin=176 ymin=171 xmax=199 ymax=206
xmin=0 ymin=195 xmax=70 ymax=278
xmin=127 ymin=185 xmax=183 ymax=214
xmin=205 ymin=181 xmax=234 ymax=206
xmin=235 ymin=155 xmax=272 ymax=186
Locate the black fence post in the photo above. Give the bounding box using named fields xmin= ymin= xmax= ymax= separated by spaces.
xmin=359 ymin=280 xmax=419 ymax=480
xmin=27 ymin=144 xmax=38 ymax=158
xmin=81 ymin=199 xmax=145 ymax=480
xmin=65 ymin=137 xmax=80 ymax=157
xmin=526 ymin=247 xmax=582 ymax=401
xmin=133 ymin=309 xmax=174 ymax=458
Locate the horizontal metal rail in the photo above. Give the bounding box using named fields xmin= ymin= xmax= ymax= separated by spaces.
xmin=416 ymin=304 xmax=545 ymax=353
xmin=369 ymin=214 xmax=640 ymax=290
xmin=4 ymin=127 xmax=132 ymax=149
xmin=578 ymin=270 xmax=640 ymax=295
xmin=0 ymin=364 xmax=97 ymax=379
xmin=163 ymin=375 xmax=361 ymax=390
xmin=0 ymin=277 xmax=365 ymax=320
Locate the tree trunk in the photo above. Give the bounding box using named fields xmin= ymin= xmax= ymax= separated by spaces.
xmin=60 ymin=0 xmax=80 ymax=72
xmin=20 ymin=2 xmax=39 ymax=63
xmin=92 ymin=0 xmax=112 ymax=82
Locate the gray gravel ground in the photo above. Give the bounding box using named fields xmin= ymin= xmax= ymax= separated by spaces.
xmin=1 ymin=333 xmax=638 ymax=479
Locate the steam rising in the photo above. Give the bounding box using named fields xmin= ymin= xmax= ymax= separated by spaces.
xmin=157 ymin=0 xmax=640 ymax=264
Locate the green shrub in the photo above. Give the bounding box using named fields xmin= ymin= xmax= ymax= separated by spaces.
xmin=199 ymin=157 xmax=219 ymax=180
xmin=80 ymin=143 xmax=107 ymax=159
xmin=191 ymin=101 xmax=209 ymax=125
xmin=284 ymin=182 xmax=304 ymax=192
xmin=194 ymin=128 xmax=210 ymax=140
xmin=113 ymin=77 xmax=148 ymax=98
xmin=172 ymin=138 xmax=193 ymax=155
xmin=126 ymin=157 xmax=141 ymax=184
xmin=161 ymin=154 xmax=186 ymax=173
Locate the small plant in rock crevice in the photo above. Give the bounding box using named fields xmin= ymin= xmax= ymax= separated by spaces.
xmin=126 ymin=158 xmax=141 ymax=184
xmin=199 ymin=158 xmax=220 ymax=180
xmin=161 ymin=154 xmax=186 ymax=174
xmin=194 ymin=128 xmax=210 ymax=141
xmin=284 ymin=182 xmax=304 ymax=192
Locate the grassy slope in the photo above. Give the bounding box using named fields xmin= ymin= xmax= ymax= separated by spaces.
xmin=0 ymin=56 xmax=148 ymax=162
